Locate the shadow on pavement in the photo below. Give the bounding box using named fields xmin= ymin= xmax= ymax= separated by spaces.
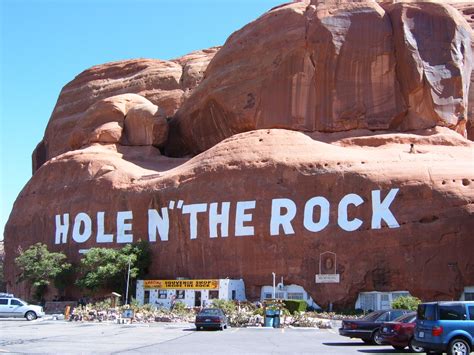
xmin=323 ymin=342 xmax=369 ymax=346
xmin=357 ymin=349 xmax=409 ymax=354
xmin=183 ymin=328 xmax=225 ymax=332
xmin=324 ymin=342 xmax=409 ymax=354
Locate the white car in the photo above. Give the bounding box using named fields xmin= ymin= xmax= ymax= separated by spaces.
xmin=0 ymin=296 xmax=45 ymax=320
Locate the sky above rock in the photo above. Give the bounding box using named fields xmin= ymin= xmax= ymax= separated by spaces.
xmin=0 ymin=0 xmax=283 ymax=241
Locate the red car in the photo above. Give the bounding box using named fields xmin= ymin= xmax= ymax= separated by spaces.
xmin=379 ymin=312 xmax=424 ymax=352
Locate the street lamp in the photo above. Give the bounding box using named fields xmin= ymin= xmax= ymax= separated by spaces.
xmin=125 ymin=256 xmax=132 ymax=305
xmin=272 ymin=272 xmax=276 ymax=299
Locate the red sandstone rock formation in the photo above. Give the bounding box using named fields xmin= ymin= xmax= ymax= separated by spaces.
xmin=449 ymin=1 xmax=474 ymax=139
xmin=167 ymin=1 xmax=472 ymax=155
xmin=33 ymin=48 xmax=219 ymax=171
xmin=5 ymin=128 xmax=474 ymax=305
xmin=4 ymin=1 xmax=474 ymax=307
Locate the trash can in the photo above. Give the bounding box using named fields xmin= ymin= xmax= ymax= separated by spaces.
xmin=264 ymin=309 xmax=275 ymax=327
xmin=273 ymin=310 xmax=281 ymax=328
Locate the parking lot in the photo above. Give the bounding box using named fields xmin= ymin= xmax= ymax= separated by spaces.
xmin=0 ymin=319 xmax=410 ymax=354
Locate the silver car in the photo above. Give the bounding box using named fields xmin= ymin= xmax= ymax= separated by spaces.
xmin=0 ymin=296 xmax=45 ymax=320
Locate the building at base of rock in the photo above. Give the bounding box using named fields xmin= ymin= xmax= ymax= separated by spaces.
xmin=135 ymin=279 xmax=246 ymax=308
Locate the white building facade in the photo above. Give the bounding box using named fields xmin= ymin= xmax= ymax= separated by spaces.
xmin=460 ymin=286 xmax=474 ymax=301
xmin=136 ymin=279 xmax=246 ymax=308
xmin=260 ymin=283 xmax=320 ymax=309
xmin=355 ymin=291 xmax=411 ymax=311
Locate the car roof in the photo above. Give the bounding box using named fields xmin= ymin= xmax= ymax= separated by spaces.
xmin=200 ymin=308 xmax=222 ymax=311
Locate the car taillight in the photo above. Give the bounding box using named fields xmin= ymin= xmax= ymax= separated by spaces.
xmin=393 ymin=324 xmax=401 ymax=332
xmin=350 ymin=323 xmax=358 ymax=329
xmin=432 ymin=326 xmax=443 ymax=336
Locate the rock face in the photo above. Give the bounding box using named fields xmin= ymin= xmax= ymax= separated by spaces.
xmin=4 ymin=1 xmax=474 ymax=307
xmin=449 ymin=1 xmax=474 ymax=140
xmin=125 ymin=103 xmax=168 ymax=146
xmin=33 ymin=48 xmax=219 ymax=170
xmin=387 ymin=2 xmax=472 ymax=131
xmin=167 ymin=1 xmax=472 ymax=155
xmin=4 ymin=129 xmax=474 ymax=306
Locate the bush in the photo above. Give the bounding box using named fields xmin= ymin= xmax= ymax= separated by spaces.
xmin=283 ymin=300 xmax=307 ymax=315
xmin=172 ymin=301 xmax=187 ymax=313
xmin=211 ymin=299 xmax=236 ymax=314
xmin=391 ymin=295 xmax=421 ymax=311
xmin=253 ymin=308 xmax=264 ymax=316
xmin=290 ymin=312 xmax=320 ymax=327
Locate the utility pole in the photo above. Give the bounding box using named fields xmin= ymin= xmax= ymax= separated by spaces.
xmin=125 ymin=256 xmax=131 ymax=305
xmin=272 ymin=272 xmax=276 ymax=299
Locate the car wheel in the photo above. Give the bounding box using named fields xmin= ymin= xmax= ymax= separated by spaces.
xmin=408 ymin=337 xmax=424 ymax=353
xmin=371 ymin=330 xmax=383 ymax=345
xmin=25 ymin=311 xmax=37 ymax=321
xmin=392 ymin=345 xmax=406 ymax=350
xmin=448 ymin=338 xmax=470 ymax=355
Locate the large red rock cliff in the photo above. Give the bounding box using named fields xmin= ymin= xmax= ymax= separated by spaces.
xmin=5 ymin=0 xmax=474 ymax=307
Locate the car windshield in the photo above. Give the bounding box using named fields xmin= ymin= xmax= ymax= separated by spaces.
xmin=199 ymin=309 xmax=222 ymax=316
xmin=394 ymin=313 xmax=416 ymax=323
xmin=361 ymin=311 xmax=384 ymax=321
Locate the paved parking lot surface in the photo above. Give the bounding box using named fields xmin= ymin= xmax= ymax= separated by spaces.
xmin=0 ymin=319 xmax=411 ymax=354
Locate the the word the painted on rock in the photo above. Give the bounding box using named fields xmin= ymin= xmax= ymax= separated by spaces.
xmin=54 ymin=188 xmax=400 ymax=245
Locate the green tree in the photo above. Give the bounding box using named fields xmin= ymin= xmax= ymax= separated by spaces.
xmin=15 ymin=243 xmax=71 ymax=301
xmin=76 ymin=241 xmax=151 ymax=298
xmin=120 ymin=241 xmax=151 ymax=279
xmin=76 ymin=248 xmax=133 ymax=291
xmin=391 ymin=295 xmax=422 ymax=311
xmin=54 ymin=263 xmax=77 ymax=296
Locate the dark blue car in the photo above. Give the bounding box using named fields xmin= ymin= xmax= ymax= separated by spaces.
xmin=414 ymin=301 xmax=474 ymax=355
xmin=195 ymin=308 xmax=228 ymax=331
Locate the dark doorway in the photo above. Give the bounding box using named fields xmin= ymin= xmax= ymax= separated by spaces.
xmin=195 ymin=291 xmax=201 ymax=307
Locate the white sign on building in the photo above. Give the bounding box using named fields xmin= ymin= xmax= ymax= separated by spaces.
xmin=315 ymin=274 xmax=340 ymax=283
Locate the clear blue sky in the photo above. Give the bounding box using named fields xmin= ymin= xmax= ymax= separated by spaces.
xmin=0 ymin=0 xmax=284 ymax=241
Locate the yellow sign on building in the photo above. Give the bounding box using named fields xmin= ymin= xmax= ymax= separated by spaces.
xmin=144 ymin=279 xmax=219 ymax=290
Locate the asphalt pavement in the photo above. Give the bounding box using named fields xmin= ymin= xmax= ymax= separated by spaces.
xmin=0 ymin=319 xmax=413 ymax=354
